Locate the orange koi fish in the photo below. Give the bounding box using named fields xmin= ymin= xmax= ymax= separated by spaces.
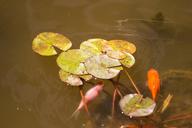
xmin=71 ymin=82 xmax=104 ymax=118
xmin=147 ymin=68 xmax=160 ymax=101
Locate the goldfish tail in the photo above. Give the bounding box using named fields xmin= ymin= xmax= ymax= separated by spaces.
xmin=63 ymin=109 xmax=80 ymax=124
xmin=70 ymin=109 xmax=80 ymax=119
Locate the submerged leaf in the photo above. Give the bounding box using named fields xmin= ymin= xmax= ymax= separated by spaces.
xmin=159 ymin=94 xmax=173 ymax=113
xmin=32 ymin=32 xmax=72 ymax=56
xmin=119 ymin=94 xmax=156 ymax=117
xmin=84 ymin=54 xmax=121 ymax=79
xmin=80 ymin=38 xmax=107 ymax=55
xmin=59 ymin=70 xmax=83 ymax=86
xmin=120 ymin=53 xmax=135 ymax=68
xmin=57 ymin=49 xmax=92 ymax=75
xmin=103 ymin=40 xmax=136 ymax=56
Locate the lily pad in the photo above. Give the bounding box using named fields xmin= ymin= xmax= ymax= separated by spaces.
xmin=57 ymin=49 xmax=93 ymax=75
xmin=103 ymin=40 xmax=136 ymax=56
xmin=105 ymin=50 xmax=127 ymax=59
xmin=32 ymin=32 xmax=72 ymax=56
xmin=119 ymin=94 xmax=156 ymax=117
xmin=59 ymin=70 xmax=83 ymax=86
xmin=80 ymin=38 xmax=107 ymax=55
xmin=79 ymin=74 xmax=93 ymax=81
xmin=84 ymin=54 xmax=121 ymax=79
xmin=120 ymin=53 xmax=135 ymax=68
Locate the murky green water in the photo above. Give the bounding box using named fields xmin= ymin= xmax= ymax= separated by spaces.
xmin=0 ymin=0 xmax=192 ymax=128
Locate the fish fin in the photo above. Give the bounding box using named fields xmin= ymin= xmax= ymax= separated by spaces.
xmin=70 ymin=109 xmax=80 ymax=119
xmin=63 ymin=109 xmax=80 ymax=124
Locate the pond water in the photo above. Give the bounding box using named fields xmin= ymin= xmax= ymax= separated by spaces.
xmin=0 ymin=0 xmax=192 ymax=128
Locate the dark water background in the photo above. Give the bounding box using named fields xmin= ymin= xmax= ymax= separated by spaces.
xmin=0 ymin=0 xmax=192 ymax=128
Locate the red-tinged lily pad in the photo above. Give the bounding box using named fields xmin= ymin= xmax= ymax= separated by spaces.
xmin=59 ymin=70 xmax=83 ymax=86
xmin=84 ymin=54 xmax=121 ymax=79
xmin=119 ymin=94 xmax=156 ymax=117
xmin=32 ymin=32 xmax=72 ymax=56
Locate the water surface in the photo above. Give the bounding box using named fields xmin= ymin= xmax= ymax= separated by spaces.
xmin=0 ymin=0 xmax=192 ymax=128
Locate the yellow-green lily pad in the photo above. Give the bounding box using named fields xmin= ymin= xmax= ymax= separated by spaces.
xmin=120 ymin=52 xmax=135 ymax=68
xmin=103 ymin=40 xmax=136 ymax=56
xmin=57 ymin=49 xmax=93 ymax=75
xmin=80 ymin=38 xmax=107 ymax=55
xmin=119 ymin=94 xmax=156 ymax=117
xmin=84 ymin=54 xmax=121 ymax=79
xmin=79 ymin=74 xmax=93 ymax=81
xmin=32 ymin=32 xmax=72 ymax=56
xmin=59 ymin=70 xmax=83 ymax=86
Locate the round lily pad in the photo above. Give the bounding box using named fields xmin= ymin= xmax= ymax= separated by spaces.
xmin=84 ymin=54 xmax=121 ymax=79
xmin=59 ymin=70 xmax=83 ymax=86
xmin=120 ymin=52 xmax=135 ymax=68
xmin=119 ymin=94 xmax=156 ymax=117
xmin=57 ymin=49 xmax=93 ymax=75
xmin=32 ymin=32 xmax=72 ymax=56
xmin=80 ymin=38 xmax=107 ymax=55
xmin=103 ymin=40 xmax=136 ymax=56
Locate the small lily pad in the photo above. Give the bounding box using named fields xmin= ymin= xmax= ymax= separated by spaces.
xmin=84 ymin=54 xmax=121 ymax=79
xmin=103 ymin=40 xmax=136 ymax=55
xmin=80 ymin=38 xmax=107 ymax=55
xmin=120 ymin=53 xmax=135 ymax=68
xmin=57 ymin=49 xmax=92 ymax=75
xmin=59 ymin=70 xmax=83 ymax=86
xmin=32 ymin=32 xmax=72 ymax=56
xmin=119 ymin=94 xmax=156 ymax=117
xmin=79 ymin=74 xmax=93 ymax=81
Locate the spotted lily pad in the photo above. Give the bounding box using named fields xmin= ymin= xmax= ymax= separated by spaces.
xmin=57 ymin=49 xmax=93 ymax=75
xmin=84 ymin=54 xmax=121 ymax=79
xmin=120 ymin=53 xmax=135 ymax=68
xmin=119 ymin=94 xmax=156 ymax=117
xmin=103 ymin=40 xmax=136 ymax=57
xmin=59 ymin=70 xmax=83 ymax=86
xmin=32 ymin=32 xmax=72 ymax=56
xmin=80 ymin=38 xmax=107 ymax=55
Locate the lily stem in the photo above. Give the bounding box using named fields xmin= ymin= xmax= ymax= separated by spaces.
xmin=124 ymin=68 xmax=141 ymax=95
xmin=162 ymin=112 xmax=192 ymax=123
xmin=112 ymin=89 xmax=117 ymax=118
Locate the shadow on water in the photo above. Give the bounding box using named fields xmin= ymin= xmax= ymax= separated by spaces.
xmin=0 ymin=0 xmax=192 ymax=128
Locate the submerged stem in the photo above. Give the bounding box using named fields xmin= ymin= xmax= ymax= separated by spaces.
xmin=112 ymin=89 xmax=117 ymax=118
xmin=162 ymin=112 xmax=192 ymax=123
xmin=124 ymin=69 xmax=141 ymax=95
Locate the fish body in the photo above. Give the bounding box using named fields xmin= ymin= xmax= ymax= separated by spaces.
xmin=147 ymin=68 xmax=160 ymax=101
xmin=71 ymin=82 xmax=104 ymax=117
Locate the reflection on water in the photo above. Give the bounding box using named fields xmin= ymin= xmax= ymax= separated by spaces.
xmin=0 ymin=0 xmax=192 ymax=128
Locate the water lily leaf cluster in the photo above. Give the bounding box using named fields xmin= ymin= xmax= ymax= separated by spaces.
xmin=32 ymin=32 xmax=136 ymax=86
xmin=119 ymin=94 xmax=156 ymax=117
